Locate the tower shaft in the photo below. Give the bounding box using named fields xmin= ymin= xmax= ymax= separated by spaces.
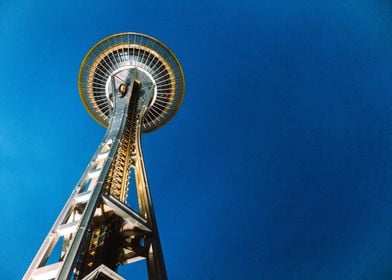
xmin=24 ymin=69 xmax=167 ymax=279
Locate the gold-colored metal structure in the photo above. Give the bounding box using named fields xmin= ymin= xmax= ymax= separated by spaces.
xmin=24 ymin=32 xmax=184 ymax=280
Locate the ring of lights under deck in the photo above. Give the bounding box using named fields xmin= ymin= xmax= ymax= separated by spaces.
xmin=78 ymin=32 xmax=185 ymax=132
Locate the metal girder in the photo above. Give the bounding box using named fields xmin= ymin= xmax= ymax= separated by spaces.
xmin=81 ymin=265 xmax=125 ymax=280
xmin=102 ymin=193 xmax=151 ymax=232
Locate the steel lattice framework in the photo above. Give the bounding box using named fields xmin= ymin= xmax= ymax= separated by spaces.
xmin=24 ymin=32 xmax=184 ymax=280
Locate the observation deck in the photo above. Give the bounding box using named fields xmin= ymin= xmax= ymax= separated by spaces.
xmin=78 ymin=32 xmax=185 ymax=132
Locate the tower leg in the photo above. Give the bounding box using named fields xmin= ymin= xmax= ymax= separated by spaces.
xmin=135 ymin=139 xmax=167 ymax=280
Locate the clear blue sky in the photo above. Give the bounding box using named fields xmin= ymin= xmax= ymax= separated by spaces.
xmin=1 ymin=1 xmax=392 ymax=279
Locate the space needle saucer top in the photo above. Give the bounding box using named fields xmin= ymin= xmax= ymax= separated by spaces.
xmin=78 ymin=32 xmax=185 ymax=133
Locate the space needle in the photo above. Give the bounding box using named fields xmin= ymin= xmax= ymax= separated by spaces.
xmin=24 ymin=32 xmax=184 ymax=280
